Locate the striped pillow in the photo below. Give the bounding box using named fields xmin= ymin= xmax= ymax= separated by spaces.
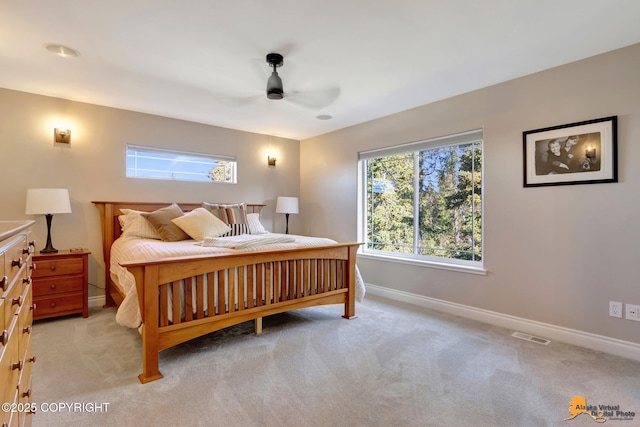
xmin=201 ymin=202 xmax=249 ymax=236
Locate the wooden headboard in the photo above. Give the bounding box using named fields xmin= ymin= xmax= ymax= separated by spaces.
xmin=92 ymin=201 xmax=265 ymax=306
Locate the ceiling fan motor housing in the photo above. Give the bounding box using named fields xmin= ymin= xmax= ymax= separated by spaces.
xmin=266 ymin=53 xmax=284 ymax=99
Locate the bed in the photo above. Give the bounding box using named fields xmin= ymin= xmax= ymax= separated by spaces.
xmin=93 ymin=201 xmax=363 ymax=383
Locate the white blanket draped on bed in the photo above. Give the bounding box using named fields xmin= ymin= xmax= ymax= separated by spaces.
xmin=199 ymin=234 xmax=295 ymax=249
xmin=110 ymin=234 xmax=366 ymax=329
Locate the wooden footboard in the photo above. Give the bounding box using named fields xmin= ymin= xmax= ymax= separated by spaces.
xmin=123 ymin=243 xmax=359 ymax=383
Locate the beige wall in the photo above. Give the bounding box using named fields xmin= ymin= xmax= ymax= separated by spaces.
xmin=0 ymin=89 xmax=300 ymax=298
xmin=300 ymin=43 xmax=640 ymax=344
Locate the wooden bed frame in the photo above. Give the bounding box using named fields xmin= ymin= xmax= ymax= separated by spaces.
xmin=93 ymin=201 xmax=361 ymax=383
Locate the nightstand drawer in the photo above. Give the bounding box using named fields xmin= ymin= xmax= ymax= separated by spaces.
xmin=33 ymin=276 xmax=83 ymax=296
xmin=32 ymin=257 xmax=83 ymax=278
xmin=33 ymin=293 xmax=83 ymax=318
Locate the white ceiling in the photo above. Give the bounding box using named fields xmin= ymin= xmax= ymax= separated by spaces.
xmin=2 ymin=1 xmax=640 ymax=141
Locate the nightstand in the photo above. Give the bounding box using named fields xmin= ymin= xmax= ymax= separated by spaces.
xmin=32 ymin=249 xmax=90 ymax=320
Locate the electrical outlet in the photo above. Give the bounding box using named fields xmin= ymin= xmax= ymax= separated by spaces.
xmin=625 ymin=304 xmax=640 ymax=322
xmin=609 ymin=301 xmax=623 ymax=318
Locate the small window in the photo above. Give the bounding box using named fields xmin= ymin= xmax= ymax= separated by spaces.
xmin=126 ymin=144 xmax=236 ymax=183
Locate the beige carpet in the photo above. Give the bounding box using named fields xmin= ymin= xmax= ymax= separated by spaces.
xmin=31 ymin=294 xmax=639 ymax=427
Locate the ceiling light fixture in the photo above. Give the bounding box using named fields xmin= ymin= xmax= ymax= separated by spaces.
xmin=316 ymin=115 xmax=332 ymax=120
xmin=44 ymin=43 xmax=80 ymax=58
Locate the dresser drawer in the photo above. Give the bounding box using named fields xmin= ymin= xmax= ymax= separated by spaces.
xmin=0 ymin=297 xmax=3 ymax=336
xmin=2 ymin=234 xmax=29 ymax=290
xmin=1 ymin=389 xmax=18 ymax=427
xmin=33 ymin=275 xmax=83 ymax=297
xmin=18 ymin=333 xmax=33 ymax=405
xmin=0 ymin=317 xmax=20 ymax=409
xmin=18 ymin=285 xmax=32 ymax=356
xmin=32 ymin=257 xmax=83 ymax=278
xmin=33 ymin=293 xmax=83 ymax=318
xmin=3 ymin=271 xmax=25 ymax=328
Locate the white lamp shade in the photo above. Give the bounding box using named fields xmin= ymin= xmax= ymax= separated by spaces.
xmin=25 ymin=188 xmax=72 ymax=215
xmin=275 ymin=196 xmax=299 ymax=214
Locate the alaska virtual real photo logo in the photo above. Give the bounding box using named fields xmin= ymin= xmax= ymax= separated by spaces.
xmin=565 ymin=396 xmax=636 ymax=423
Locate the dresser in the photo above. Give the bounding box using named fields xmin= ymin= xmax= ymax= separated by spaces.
xmin=32 ymin=249 xmax=90 ymax=320
xmin=0 ymin=221 xmax=36 ymax=427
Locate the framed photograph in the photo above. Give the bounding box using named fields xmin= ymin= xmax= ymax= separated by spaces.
xmin=523 ymin=116 xmax=617 ymax=187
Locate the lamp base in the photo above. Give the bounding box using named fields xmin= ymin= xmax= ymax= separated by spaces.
xmin=40 ymin=213 xmax=59 ymax=253
xmin=285 ymin=213 xmax=290 ymax=234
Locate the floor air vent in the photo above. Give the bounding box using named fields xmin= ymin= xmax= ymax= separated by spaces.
xmin=511 ymin=332 xmax=551 ymax=345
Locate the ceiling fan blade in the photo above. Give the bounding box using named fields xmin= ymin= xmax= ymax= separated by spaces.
xmin=214 ymin=94 xmax=264 ymax=107
xmin=285 ymin=87 xmax=340 ymax=109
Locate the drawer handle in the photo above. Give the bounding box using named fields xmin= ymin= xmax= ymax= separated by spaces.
xmin=11 ymin=360 xmax=23 ymax=371
xmin=11 ymin=257 xmax=23 ymax=268
xmin=1 ymin=330 xmax=7 ymax=346
xmin=23 ymin=277 xmax=32 ymax=285
xmin=49 ymin=265 xmax=56 ymax=271
xmin=29 ymin=240 xmax=36 ymax=247
xmin=50 ymin=283 xmax=57 ymax=290
xmin=49 ymin=302 xmax=57 ymax=308
xmin=22 ymin=326 xmax=32 ymax=334
xmin=30 ymin=263 xmax=37 ymax=271
xmin=22 ymin=389 xmax=31 ymax=398
xmin=12 ymin=295 xmax=23 ymax=307
xmin=31 ymin=303 xmax=37 ymax=312
xmin=28 ymin=355 xmax=36 ymax=364
xmin=0 ymin=275 xmax=7 ymax=291
xmin=22 ymin=247 xmax=32 ymax=255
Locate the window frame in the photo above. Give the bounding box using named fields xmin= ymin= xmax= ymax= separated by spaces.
xmin=126 ymin=144 xmax=237 ymax=184
xmin=357 ymin=130 xmax=486 ymax=275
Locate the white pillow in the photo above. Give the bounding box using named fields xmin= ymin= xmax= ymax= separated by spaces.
xmin=247 ymin=213 xmax=268 ymax=234
xmin=119 ymin=211 xmax=161 ymax=239
xmin=171 ymin=208 xmax=231 ymax=241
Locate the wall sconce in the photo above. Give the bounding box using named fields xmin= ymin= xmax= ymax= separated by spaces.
xmin=268 ymin=156 xmax=277 ymax=167
xmin=54 ymin=128 xmax=71 ymax=143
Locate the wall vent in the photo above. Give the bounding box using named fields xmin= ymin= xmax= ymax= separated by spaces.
xmin=511 ymin=332 xmax=551 ymax=345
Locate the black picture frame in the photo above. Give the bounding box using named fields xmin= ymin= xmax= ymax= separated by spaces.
xmin=523 ymin=116 xmax=617 ymax=187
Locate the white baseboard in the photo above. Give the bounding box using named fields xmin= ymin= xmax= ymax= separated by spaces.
xmin=88 ymin=295 xmax=106 ymax=309
xmin=365 ymin=283 xmax=640 ymax=363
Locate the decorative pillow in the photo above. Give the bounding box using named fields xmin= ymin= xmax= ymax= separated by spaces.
xmin=140 ymin=203 xmax=190 ymax=242
xmin=119 ymin=210 xmax=161 ymax=240
xmin=247 ymin=213 xmax=268 ymax=234
xmin=201 ymin=202 xmax=249 ymax=236
xmin=171 ymin=208 xmax=231 ymax=241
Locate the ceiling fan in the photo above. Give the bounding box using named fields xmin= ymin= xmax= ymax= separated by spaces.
xmin=266 ymin=52 xmax=285 ymax=100
xmin=215 ymin=52 xmax=339 ymax=109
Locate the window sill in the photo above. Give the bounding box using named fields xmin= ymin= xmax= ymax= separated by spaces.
xmin=357 ymin=252 xmax=487 ymax=275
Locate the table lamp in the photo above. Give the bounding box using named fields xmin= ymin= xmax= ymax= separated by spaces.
xmin=25 ymin=188 xmax=72 ymax=253
xmin=275 ymin=196 xmax=299 ymax=234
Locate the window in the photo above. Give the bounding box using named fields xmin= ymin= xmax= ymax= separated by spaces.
xmin=359 ymin=130 xmax=483 ymax=269
xmin=126 ymin=145 xmax=236 ymax=183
